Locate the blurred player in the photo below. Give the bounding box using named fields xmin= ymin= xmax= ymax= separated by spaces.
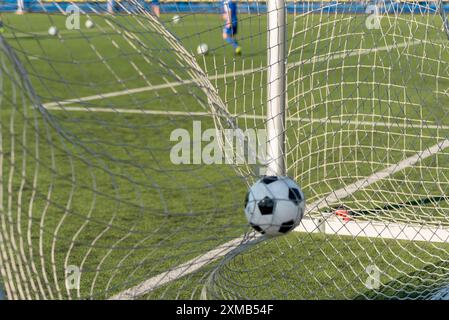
xmin=0 ymin=15 xmax=4 ymax=34
xmin=151 ymin=0 xmax=160 ymax=18
xmin=222 ymin=0 xmax=241 ymax=55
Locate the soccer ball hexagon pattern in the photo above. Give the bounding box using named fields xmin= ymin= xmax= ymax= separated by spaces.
xmin=244 ymin=176 xmax=305 ymax=236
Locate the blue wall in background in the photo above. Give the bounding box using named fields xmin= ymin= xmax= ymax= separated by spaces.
xmin=0 ymin=1 xmax=447 ymax=14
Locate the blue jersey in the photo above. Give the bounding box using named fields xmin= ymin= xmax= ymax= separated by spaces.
xmin=222 ymin=0 xmax=238 ymax=24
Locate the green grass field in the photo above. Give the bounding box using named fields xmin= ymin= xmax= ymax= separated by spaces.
xmin=0 ymin=10 xmax=448 ymax=299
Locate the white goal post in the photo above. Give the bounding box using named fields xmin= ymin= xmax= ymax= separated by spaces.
xmin=266 ymin=0 xmax=287 ymax=177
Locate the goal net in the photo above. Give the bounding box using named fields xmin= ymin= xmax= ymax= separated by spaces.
xmin=0 ymin=0 xmax=448 ymax=300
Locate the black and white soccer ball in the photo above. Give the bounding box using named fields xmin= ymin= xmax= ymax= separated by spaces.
xmin=244 ymin=176 xmax=305 ymax=236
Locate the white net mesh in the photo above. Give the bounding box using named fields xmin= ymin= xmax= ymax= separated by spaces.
xmin=0 ymin=0 xmax=448 ymax=300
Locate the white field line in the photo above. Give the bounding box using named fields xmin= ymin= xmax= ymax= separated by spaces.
xmin=300 ymin=138 xmax=449 ymax=215
xmin=296 ymin=138 xmax=449 ymax=238
xmin=109 ymin=138 xmax=449 ymax=300
xmin=42 ymin=67 xmax=263 ymax=109
xmin=43 ymin=39 xmax=425 ymax=109
xmin=109 ymin=237 xmax=245 ymax=300
xmin=43 ymin=105 xmax=449 ymax=130
xmin=44 ymin=106 xmax=212 ymax=116
xmin=288 ymin=39 xmax=423 ymax=68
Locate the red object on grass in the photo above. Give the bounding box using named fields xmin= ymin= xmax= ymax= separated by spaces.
xmin=335 ymin=209 xmax=351 ymax=222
